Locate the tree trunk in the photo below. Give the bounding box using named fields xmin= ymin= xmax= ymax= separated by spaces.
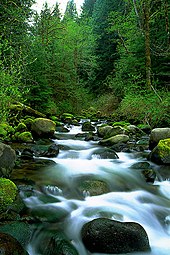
xmin=143 ymin=1 xmax=152 ymax=90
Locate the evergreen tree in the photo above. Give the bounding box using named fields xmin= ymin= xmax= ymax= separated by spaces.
xmin=91 ymin=0 xmax=126 ymax=93
xmin=63 ymin=0 xmax=78 ymax=21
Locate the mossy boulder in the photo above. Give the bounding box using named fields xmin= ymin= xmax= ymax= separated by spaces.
xmin=0 ymin=123 xmax=15 ymax=140
xmin=60 ymin=113 xmax=74 ymax=124
xmin=0 ymin=143 xmax=16 ymax=177
xmin=99 ymin=134 xmax=129 ymax=146
xmin=149 ymin=138 xmax=170 ymax=165
xmin=15 ymin=122 xmax=27 ymax=132
xmin=97 ymin=125 xmax=125 ymax=139
xmin=17 ymin=132 xmax=34 ymax=143
xmin=81 ymin=218 xmax=150 ymax=254
xmin=31 ymin=118 xmax=56 ymax=139
xmin=82 ymin=121 xmax=95 ymax=131
xmin=0 ymin=178 xmax=17 ymax=213
xmin=149 ymin=128 xmax=170 ymax=150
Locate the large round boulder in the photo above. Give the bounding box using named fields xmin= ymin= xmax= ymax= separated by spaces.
xmin=99 ymin=134 xmax=129 ymax=146
xmin=97 ymin=125 xmax=125 ymax=139
xmin=81 ymin=218 xmax=150 ymax=254
xmin=31 ymin=118 xmax=56 ymax=139
xmin=0 ymin=143 xmax=16 ymax=177
xmin=149 ymin=138 xmax=170 ymax=165
xmin=149 ymin=128 xmax=170 ymax=150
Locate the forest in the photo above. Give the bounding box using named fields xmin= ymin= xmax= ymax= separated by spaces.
xmin=0 ymin=0 xmax=170 ymax=128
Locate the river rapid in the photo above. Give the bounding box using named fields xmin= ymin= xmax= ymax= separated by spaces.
xmin=22 ymin=125 xmax=170 ymax=255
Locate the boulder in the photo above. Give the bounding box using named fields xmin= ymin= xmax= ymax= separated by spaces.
xmin=0 ymin=233 xmax=29 ymax=255
xmin=78 ymin=180 xmax=110 ymax=196
xmin=0 ymin=143 xmax=16 ymax=177
xmin=149 ymin=138 xmax=170 ymax=165
xmin=149 ymin=128 xmax=170 ymax=150
xmin=0 ymin=178 xmax=17 ymax=213
xmin=81 ymin=218 xmax=150 ymax=254
xmin=31 ymin=118 xmax=56 ymax=139
xmin=99 ymin=134 xmax=129 ymax=146
xmin=82 ymin=121 xmax=95 ymax=131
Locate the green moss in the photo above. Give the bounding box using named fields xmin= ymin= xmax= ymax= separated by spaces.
xmin=111 ymin=121 xmax=130 ymax=127
xmin=15 ymin=122 xmax=27 ymax=132
xmin=0 ymin=178 xmax=17 ymax=213
xmin=157 ymin=139 xmax=170 ymax=158
xmin=18 ymin=132 xmax=33 ymax=143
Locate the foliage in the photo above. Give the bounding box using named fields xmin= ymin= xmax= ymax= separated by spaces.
xmin=116 ymin=91 xmax=170 ymax=128
xmin=0 ymin=40 xmax=25 ymax=122
xmin=0 ymin=178 xmax=17 ymax=213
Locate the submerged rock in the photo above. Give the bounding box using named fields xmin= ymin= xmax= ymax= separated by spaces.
xmin=37 ymin=230 xmax=79 ymax=255
xmin=81 ymin=218 xmax=150 ymax=254
xmin=78 ymin=179 xmax=110 ymax=196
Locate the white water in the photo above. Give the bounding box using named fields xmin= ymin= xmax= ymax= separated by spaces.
xmin=24 ymin=125 xmax=170 ymax=255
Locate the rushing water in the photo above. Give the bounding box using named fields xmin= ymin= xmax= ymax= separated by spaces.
xmin=22 ymin=125 xmax=170 ymax=255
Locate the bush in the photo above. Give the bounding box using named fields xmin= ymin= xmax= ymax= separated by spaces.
xmin=116 ymin=91 xmax=170 ymax=128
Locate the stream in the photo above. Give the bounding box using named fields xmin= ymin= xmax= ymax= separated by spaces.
xmin=21 ymin=124 xmax=170 ymax=255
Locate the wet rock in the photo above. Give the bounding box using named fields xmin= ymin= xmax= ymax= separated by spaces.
xmin=82 ymin=121 xmax=95 ymax=131
xmin=149 ymin=128 xmax=170 ymax=150
xmin=78 ymin=180 xmax=110 ymax=196
xmin=91 ymin=147 xmax=118 ymax=159
xmin=31 ymin=118 xmax=56 ymax=139
xmin=81 ymin=218 xmax=150 ymax=254
xmin=0 ymin=233 xmax=29 ymax=255
xmin=0 ymin=143 xmax=16 ymax=177
xmin=99 ymin=134 xmax=129 ymax=146
xmin=0 ymin=221 xmax=32 ymax=248
xmin=17 ymin=132 xmax=34 ymax=143
xmin=37 ymin=230 xmax=79 ymax=255
xmin=97 ymin=125 xmax=125 ymax=138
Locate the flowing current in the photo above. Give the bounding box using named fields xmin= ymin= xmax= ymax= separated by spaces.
xmin=23 ymin=125 xmax=170 ymax=255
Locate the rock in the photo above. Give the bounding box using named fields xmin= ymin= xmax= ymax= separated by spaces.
xmin=60 ymin=113 xmax=74 ymax=124
xmin=97 ymin=125 xmax=125 ymax=138
xmin=0 ymin=232 xmax=29 ymax=255
xmin=78 ymin=180 xmax=110 ymax=196
xmin=0 ymin=178 xmax=17 ymax=213
xmin=17 ymin=132 xmax=34 ymax=143
xmin=149 ymin=128 xmax=170 ymax=150
xmin=99 ymin=134 xmax=129 ymax=146
xmin=149 ymin=138 xmax=170 ymax=165
xmin=82 ymin=121 xmax=95 ymax=131
xmin=91 ymin=147 xmax=118 ymax=159
xmin=31 ymin=118 xmax=56 ymax=139
xmin=0 ymin=221 xmax=32 ymax=248
xmin=37 ymin=230 xmax=79 ymax=255
xmin=0 ymin=143 xmax=16 ymax=177
xmin=81 ymin=218 xmax=150 ymax=254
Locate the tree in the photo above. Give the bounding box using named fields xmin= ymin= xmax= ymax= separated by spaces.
xmin=63 ymin=0 xmax=78 ymax=21
xmin=90 ymin=0 xmax=127 ymax=93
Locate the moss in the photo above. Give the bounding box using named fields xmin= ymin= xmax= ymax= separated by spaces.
xmin=157 ymin=139 xmax=170 ymax=159
xmin=15 ymin=122 xmax=27 ymax=132
xmin=0 ymin=178 xmax=17 ymax=213
xmin=111 ymin=121 xmax=130 ymax=127
xmin=18 ymin=132 xmax=33 ymax=143
xmin=0 ymin=123 xmax=15 ymax=139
